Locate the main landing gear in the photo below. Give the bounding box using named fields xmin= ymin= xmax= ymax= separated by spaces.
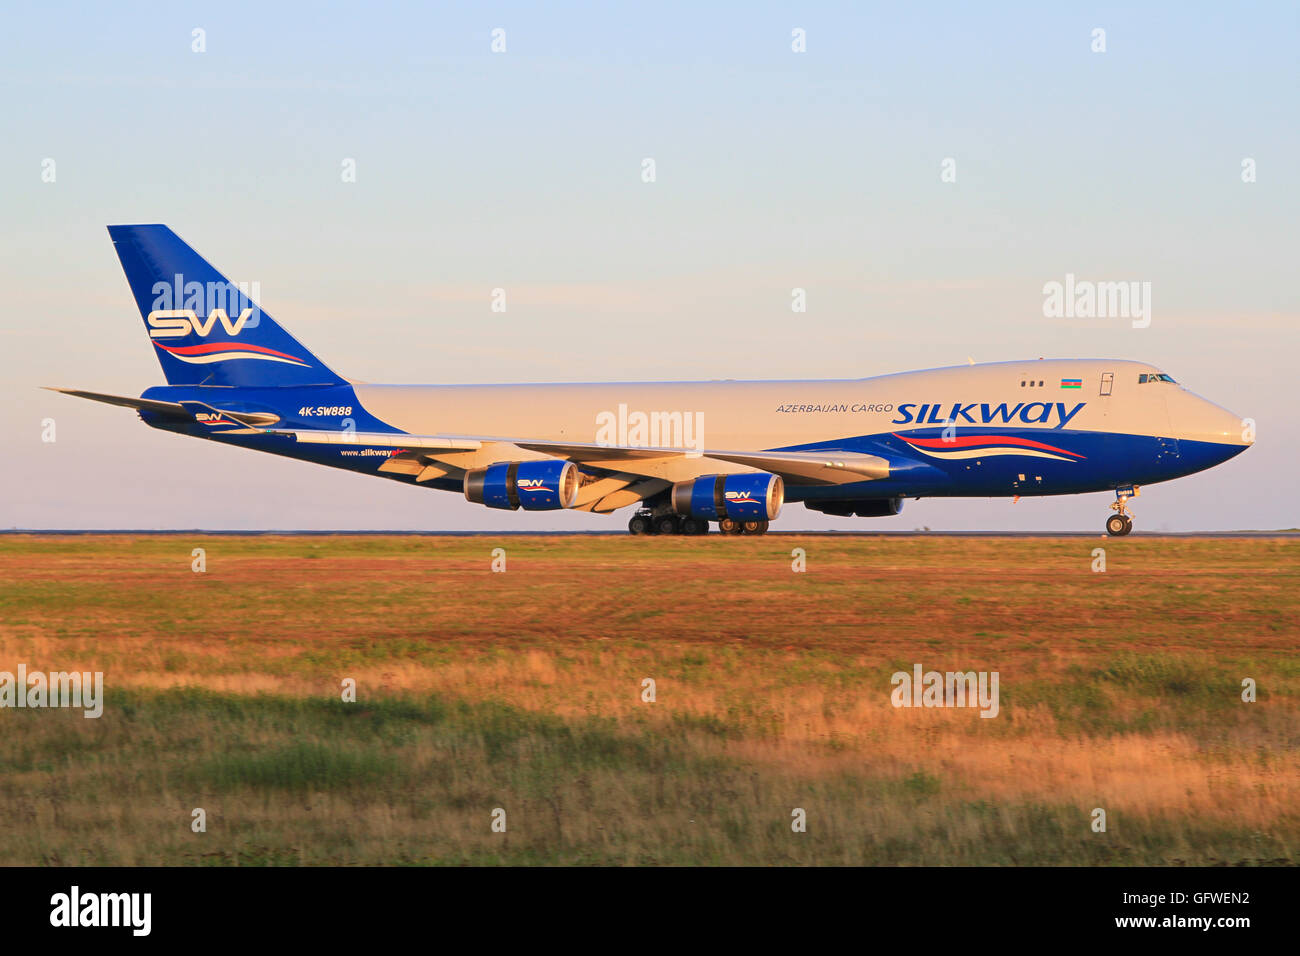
xmin=627 ymin=513 xmax=654 ymax=535
xmin=627 ymin=510 xmax=769 ymax=535
xmin=719 ymin=517 xmax=768 ymax=535
xmin=627 ymin=511 xmax=709 ymax=535
xmin=1105 ymin=486 xmax=1138 ymax=536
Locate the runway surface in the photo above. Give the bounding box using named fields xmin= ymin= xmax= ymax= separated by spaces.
xmin=5 ymin=529 xmax=1299 ymax=538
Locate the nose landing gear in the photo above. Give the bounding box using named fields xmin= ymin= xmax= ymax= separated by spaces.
xmin=1105 ymin=486 xmax=1138 ymax=536
xmin=1105 ymin=513 xmax=1132 ymax=536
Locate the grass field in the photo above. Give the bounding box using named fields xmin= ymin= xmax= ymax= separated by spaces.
xmin=0 ymin=533 xmax=1295 ymax=865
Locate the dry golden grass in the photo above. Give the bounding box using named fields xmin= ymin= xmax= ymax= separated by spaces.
xmin=0 ymin=533 xmax=1295 ymax=864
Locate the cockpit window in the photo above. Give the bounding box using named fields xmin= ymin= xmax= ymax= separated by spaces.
xmin=1139 ymin=373 xmax=1176 ymax=384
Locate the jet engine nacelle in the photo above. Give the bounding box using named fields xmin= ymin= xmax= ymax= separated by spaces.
xmin=805 ymin=497 xmax=903 ymax=517
xmin=671 ymin=473 xmax=784 ymax=521
xmin=464 ymin=460 xmax=579 ymax=511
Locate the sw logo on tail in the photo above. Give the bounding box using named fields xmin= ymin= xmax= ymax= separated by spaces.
xmin=147 ymin=308 xmax=258 ymax=338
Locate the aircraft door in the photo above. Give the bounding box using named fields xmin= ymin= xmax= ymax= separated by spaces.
xmin=1096 ymin=371 xmax=1115 ymax=428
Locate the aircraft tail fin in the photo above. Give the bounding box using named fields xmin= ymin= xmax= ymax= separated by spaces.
xmin=106 ymin=224 xmax=346 ymax=388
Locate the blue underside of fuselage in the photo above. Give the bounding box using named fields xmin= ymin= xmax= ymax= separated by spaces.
xmin=138 ymin=384 xmax=1247 ymax=502
xmin=775 ymin=428 xmax=1245 ymax=499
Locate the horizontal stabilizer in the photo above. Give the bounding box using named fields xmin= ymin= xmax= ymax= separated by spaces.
xmin=45 ymin=388 xmax=280 ymax=427
xmin=45 ymin=387 xmax=190 ymax=418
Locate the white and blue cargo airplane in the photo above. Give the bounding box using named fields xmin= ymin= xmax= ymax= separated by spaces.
xmin=51 ymin=225 xmax=1252 ymax=536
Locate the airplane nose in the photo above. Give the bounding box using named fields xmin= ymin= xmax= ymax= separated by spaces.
xmin=1165 ymin=389 xmax=1252 ymax=464
xmin=1188 ymin=399 xmax=1252 ymax=447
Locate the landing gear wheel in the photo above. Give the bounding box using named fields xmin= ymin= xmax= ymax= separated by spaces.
xmin=741 ymin=520 xmax=769 ymax=535
xmin=654 ymin=515 xmax=682 ymax=536
xmin=680 ymin=516 xmax=709 ymax=535
xmin=628 ymin=514 xmax=652 ymax=536
xmin=1106 ymin=488 xmax=1137 ymax=536
xmin=718 ymin=517 xmax=743 ymax=535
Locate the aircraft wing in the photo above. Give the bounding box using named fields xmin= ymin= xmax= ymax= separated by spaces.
xmin=677 ymin=449 xmax=889 ymax=484
xmin=513 ymin=440 xmax=890 ymax=484
xmin=270 ymin=429 xmax=891 ymax=488
xmin=47 ymin=391 xmax=894 ymax=512
xmin=45 ymin=392 xmax=892 ymax=507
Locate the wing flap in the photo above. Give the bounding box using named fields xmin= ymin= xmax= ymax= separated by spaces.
xmin=277 ymin=430 xmax=482 ymax=451
xmin=707 ymin=450 xmax=890 ymax=484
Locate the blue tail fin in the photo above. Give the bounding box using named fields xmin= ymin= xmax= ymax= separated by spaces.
xmin=107 ymin=224 xmax=346 ymax=388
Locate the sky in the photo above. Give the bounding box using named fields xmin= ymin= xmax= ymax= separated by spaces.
xmin=2 ymin=1 xmax=1296 ymax=531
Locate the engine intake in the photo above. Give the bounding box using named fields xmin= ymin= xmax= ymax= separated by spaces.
xmin=671 ymin=473 xmax=784 ymax=521
xmin=464 ymin=460 xmax=579 ymax=511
